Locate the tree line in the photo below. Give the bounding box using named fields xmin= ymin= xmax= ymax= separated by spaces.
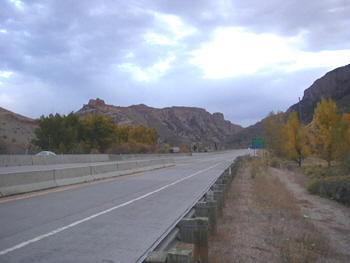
xmin=31 ymin=113 xmax=158 ymax=154
xmin=264 ymin=97 xmax=350 ymax=169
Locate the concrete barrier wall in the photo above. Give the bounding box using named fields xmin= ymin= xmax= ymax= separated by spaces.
xmin=151 ymin=159 xmax=165 ymax=170
xmin=0 ymin=155 xmax=34 ymax=167
xmin=136 ymin=160 xmax=153 ymax=172
xmin=0 ymin=154 xmax=111 ymax=167
xmin=91 ymin=163 xmax=119 ymax=180
xmin=32 ymin=155 xmax=66 ymax=165
xmin=0 ymin=154 xmax=180 ymax=167
xmin=107 ymin=154 xmax=123 ymax=161
xmin=0 ymin=170 xmax=57 ymax=196
xmin=0 ymin=158 xmax=175 ymax=197
xmin=117 ymin=162 xmax=138 ymax=175
xmin=54 ymin=166 xmax=94 ymax=187
xmin=163 ymin=158 xmax=175 ymax=167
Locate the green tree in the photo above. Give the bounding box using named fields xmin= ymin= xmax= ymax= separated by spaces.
xmin=32 ymin=113 xmax=64 ymax=151
xmin=31 ymin=112 xmax=80 ymax=153
xmin=59 ymin=112 xmax=80 ymax=152
xmin=79 ymin=114 xmax=118 ymax=153
xmin=308 ymin=97 xmax=342 ymax=166
xmin=263 ymin=111 xmax=287 ymax=157
xmin=284 ymin=111 xmax=310 ymax=166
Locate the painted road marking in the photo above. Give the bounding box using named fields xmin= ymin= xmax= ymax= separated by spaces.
xmin=0 ymin=162 xmax=221 ymax=256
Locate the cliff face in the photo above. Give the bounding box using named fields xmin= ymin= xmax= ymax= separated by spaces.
xmin=75 ymin=99 xmax=243 ymax=147
xmin=226 ymin=64 xmax=350 ymax=148
xmin=288 ymin=64 xmax=350 ymax=123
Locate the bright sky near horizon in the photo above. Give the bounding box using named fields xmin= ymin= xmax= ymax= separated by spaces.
xmin=1 ymin=0 xmax=350 ymax=127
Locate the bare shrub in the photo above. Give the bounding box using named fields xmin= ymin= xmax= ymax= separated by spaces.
xmin=307 ymin=176 xmax=350 ymax=205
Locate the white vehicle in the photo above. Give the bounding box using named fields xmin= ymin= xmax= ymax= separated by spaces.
xmin=36 ymin=151 xmax=56 ymax=155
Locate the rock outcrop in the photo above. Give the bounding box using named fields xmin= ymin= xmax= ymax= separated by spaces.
xmin=75 ymin=99 xmax=243 ymax=147
xmin=288 ymin=64 xmax=350 ymax=123
xmin=226 ymin=64 xmax=350 ymax=148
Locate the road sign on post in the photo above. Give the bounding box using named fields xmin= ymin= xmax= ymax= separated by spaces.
xmin=251 ymin=137 xmax=265 ymax=149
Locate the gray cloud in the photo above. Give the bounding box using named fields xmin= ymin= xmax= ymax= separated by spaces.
xmin=1 ymin=0 xmax=349 ymax=128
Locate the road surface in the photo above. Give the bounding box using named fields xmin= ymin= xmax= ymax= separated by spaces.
xmin=0 ymin=149 xmax=251 ymax=263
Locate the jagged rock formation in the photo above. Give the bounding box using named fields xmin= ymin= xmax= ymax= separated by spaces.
xmin=2 ymin=64 xmax=349 ymax=152
xmin=75 ymin=99 xmax=243 ymax=147
xmin=288 ymin=64 xmax=350 ymax=124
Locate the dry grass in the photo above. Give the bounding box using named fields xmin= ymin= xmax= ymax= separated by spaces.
xmin=252 ymin=170 xmax=332 ymax=262
xmin=208 ymin=158 xmax=342 ymax=263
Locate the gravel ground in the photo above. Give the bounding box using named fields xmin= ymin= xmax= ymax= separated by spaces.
xmin=208 ymin=163 xmax=350 ymax=263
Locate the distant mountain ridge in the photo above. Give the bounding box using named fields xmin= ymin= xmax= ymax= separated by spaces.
xmin=1 ymin=64 xmax=349 ymax=153
xmin=226 ymin=63 xmax=350 ymax=148
xmin=75 ymin=99 xmax=243 ymax=147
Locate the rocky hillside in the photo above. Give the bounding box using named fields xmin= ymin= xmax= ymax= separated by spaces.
xmin=75 ymin=99 xmax=243 ymax=148
xmin=0 ymin=107 xmax=38 ymax=154
xmin=226 ymin=63 xmax=350 ymax=148
xmin=2 ymin=64 xmax=349 ymax=153
xmin=288 ymin=63 xmax=350 ymax=124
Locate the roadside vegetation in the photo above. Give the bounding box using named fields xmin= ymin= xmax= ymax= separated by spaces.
xmin=209 ymin=156 xmax=350 ymax=262
xmin=263 ymin=97 xmax=350 ymax=205
xmin=30 ymin=113 xmax=161 ymax=154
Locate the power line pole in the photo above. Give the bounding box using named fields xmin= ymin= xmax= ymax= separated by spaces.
xmin=298 ymin=97 xmax=302 ymax=123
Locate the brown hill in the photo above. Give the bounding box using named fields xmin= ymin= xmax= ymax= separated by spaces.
xmin=226 ymin=64 xmax=350 ymax=148
xmin=288 ymin=63 xmax=350 ymax=123
xmin=75 ymin=99 xmax=243 ymax=148
xmin=0 ymin=107 xmax=38 ymax=154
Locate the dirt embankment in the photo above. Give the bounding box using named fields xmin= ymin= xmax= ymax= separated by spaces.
xmin=209 ymin=162 xmax=350 ymax=263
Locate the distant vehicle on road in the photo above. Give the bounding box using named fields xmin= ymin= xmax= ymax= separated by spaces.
xmin=36 ymin=151 xmax=56 ymax=155
xmin=169 ymin=147 xmax=180 ymax=153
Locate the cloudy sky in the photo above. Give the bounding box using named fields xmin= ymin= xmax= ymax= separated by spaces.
xmin=1 ymin=0 xmax=350 ymax=127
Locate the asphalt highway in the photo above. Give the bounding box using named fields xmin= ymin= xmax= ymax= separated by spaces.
xmin=0 ymin=149 xmax=251 ymax=263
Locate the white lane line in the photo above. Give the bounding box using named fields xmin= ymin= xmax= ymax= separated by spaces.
xmin=0 ymin=163 xmax=222 ymax=256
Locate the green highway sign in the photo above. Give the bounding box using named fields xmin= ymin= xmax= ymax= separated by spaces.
xmin=251 ymin=137 xmax=265 ymax=149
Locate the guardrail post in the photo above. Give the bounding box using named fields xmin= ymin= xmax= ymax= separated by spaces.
xmin=166 ymin=248 xmax=193 ymax=263
xmin=207 ymin=190 xmax=223 ymax=217
xmin=213 ymin=184 xmax=226 ymax=200
xmin=195 ymin=201 xmax=217 ymax=234
xmin=179 ymin=217 xmax=209 ymax=263
xmin=145 ymin=249 xmax=192 ymax=263
xmin=214 ymin=190 xmax=224 ymax=217
xmin=145 ymin=251 xmax=167 ymax=263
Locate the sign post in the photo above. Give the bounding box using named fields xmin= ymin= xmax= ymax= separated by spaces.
xmin=251 ymin=137 xmax=265 ymax=156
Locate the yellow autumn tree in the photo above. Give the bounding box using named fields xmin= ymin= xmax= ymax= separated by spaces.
xmin=308 ymin=97 xmax=342 ymax=166
xmin=335 ymin=113 xmax=350 ymax=171
xmin=284 ymin=111 xmax=310 ymax=166
xmin=128 ymin=125 xmax=157 ymax=147
xmin=263 ymin=111 xmax=287 ymax=157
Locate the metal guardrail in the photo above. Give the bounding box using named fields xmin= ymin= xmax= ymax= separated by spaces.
xmin=142 ymin=156 xmax=244 ymax=263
